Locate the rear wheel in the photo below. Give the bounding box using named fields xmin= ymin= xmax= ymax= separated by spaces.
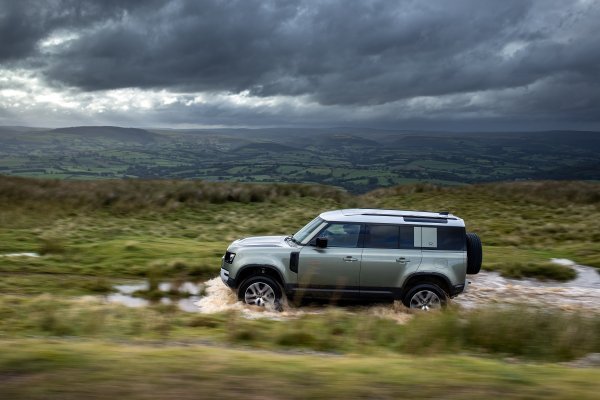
xmin=238 ymin=275 xmax=283 ymax=310
xmin=403 ymin=283 xmax=447 ymax=310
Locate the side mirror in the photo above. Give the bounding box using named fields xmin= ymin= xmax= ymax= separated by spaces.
xmin=316 ymin=237 xmax=328 ymax=248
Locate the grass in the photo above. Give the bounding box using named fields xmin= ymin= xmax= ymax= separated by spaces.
xmin=0 ymin=339 xmax=599 ymax=400
xmin=363 ymin=181 xmax=600 ymax=270
xmin=0 ymin=293 xmax=598 ymax=362
xmin=0 ymin=176 xmax=599 ymax=398
xmin=484 ymin=260 xmax=577 ymax=281
xmin=0 ymin=178 xmax=597 ymax=299
xmin=0 ymin=176 xmax=598 ymax=317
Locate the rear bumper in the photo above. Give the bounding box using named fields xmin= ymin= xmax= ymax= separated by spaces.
xmin=450 ymin=282 xmax=466 ymax=297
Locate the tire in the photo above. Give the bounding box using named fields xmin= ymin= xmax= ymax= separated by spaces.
xmin=402 ymin=283 xmax=447 ymax=310
xmin=238 ymin=275 xmax=283 ymax=311
xmin=466 ymin=232 xmax=482 ymax=275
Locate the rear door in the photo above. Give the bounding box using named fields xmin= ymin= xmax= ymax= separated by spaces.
xmin=297 ymin=222 xmax=362 ymax=299
xmin=359 ymin=224 xmax=422 ymax=299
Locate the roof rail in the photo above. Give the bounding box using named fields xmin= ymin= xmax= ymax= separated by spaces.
xmin=360 ymin=212 xmax=456 ymax=221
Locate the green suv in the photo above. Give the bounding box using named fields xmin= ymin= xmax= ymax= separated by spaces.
xmin=220 ymin=209 xmax=482 ymax=310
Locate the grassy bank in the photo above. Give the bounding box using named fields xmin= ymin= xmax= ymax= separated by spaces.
xmin=1 ymin=176 xmax=599 ymax=398
xmin=1 ymin=294 xmax=598 ymax=362
xmin=363 ymin=181 xmax=600 ymax=273
xmin=1 ymin=339 xmax=599 ymax=400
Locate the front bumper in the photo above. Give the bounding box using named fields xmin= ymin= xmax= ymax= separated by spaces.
xmin=220 ymin=267 xmax=229 ymax=285
xmin=220 ymin=267 xmax=236 ymax=288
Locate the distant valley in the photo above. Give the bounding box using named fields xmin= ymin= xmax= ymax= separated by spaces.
xmin=0 ymin=126 xmax=598 ymax=192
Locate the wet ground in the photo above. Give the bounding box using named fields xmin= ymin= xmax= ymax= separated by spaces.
xmin=196 ymin=258 xmax=600 ymax=319
xmin=4 ymin=252 xmax=597 ymax=318
xmin=454 ymin=259 xmax=600 ymax=312
xmin=96 ymin=258 xmax=600 ymax=318
xmin=0 ymin=252 xmax=40 ymax=257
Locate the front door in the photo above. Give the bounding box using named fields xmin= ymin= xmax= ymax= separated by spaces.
xmin=297 ymin=222 xmax=362 ymax=299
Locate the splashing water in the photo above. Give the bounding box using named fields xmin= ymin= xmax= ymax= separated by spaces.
xmin=197 ymin=259 xmax=600 ymax=318
xmin=195 ymin=277 xmax=414 ymax=322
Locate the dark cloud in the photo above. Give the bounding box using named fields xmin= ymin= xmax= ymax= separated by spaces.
xmin=0 ymin=0 xmax=599 ymax=128
xmin=0 ymin=0 xmax=162 ymax=62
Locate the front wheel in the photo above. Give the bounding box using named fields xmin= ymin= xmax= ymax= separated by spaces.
xmin=403 ymin=283 xmax=447 ymax=310
xmin=238 ymin=275 xmax=283 ymax=310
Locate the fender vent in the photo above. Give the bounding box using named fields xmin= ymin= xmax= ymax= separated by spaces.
xmin=289 ymin=252 xmax=299 ymax=273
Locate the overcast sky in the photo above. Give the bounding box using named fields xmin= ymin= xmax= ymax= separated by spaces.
xmin=0 ymin=0 xmax=599 ymax=130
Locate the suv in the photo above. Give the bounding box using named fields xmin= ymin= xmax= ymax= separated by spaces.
xmin=220 ymin=209 xmax=482 ymax=310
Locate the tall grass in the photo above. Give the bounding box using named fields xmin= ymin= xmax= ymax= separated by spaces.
xmin=2 ymin=340 xmax=599 ymax=400
xmin=1 ymin=175 xmax=598 ymax=282
xmin=0 ymin=175 xmax=348 ymax=212
xmin=0 ymin=294 xmax=597 ymax=361
xmin=363 ymin=180 xmax=600 ymax=206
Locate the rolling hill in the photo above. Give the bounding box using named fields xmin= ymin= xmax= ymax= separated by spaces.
xmin=0 ymin=125 xmax=598 ymax=192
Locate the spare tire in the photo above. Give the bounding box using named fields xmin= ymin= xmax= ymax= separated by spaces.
xmin=466 ymin=232 xmax=482 ymax=274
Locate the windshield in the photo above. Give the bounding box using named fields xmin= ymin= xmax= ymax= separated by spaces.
xmin=292 ymin=217 xmax=324 ymax=244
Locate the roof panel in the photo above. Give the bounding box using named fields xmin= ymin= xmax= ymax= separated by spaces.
xmin=320 ymin=209 xmax=465 ymax=227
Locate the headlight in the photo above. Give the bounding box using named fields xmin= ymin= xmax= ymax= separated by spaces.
xmin=224 ymin=251 xmax=236 ymax=263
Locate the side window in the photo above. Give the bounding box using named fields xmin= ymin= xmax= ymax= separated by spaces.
xmin=411 ymin=226 xmax=466 ymax=250
xmin=437 ymin=227 xmax=466 ymax=250
xmin=364 ymin=225 xmax=399 ymax=248
xmin=399 ymin=226 xmax=415 ymax=249
xmin=317 ymin=223 xmax=361 ymax=248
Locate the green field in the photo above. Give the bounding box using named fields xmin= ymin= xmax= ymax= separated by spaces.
xmin=1 ymin=126 xmax=598 ymax=192
xmin=0 ymin=176 xmax=599 ymax=398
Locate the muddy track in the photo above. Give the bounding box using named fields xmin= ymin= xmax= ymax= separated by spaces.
xmin=196 ymin=259 xmax=600 ymax=320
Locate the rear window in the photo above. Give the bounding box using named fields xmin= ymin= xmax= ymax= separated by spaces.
xmin=437 ymin=227 xmax=466 ymax=250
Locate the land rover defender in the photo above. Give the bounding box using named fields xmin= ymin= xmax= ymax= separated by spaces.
xmin=220 ymin=209 xmax=482 ymax=310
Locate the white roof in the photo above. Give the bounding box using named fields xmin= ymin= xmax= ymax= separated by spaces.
xmin=319 ymin=208 xmax=465 ymax=227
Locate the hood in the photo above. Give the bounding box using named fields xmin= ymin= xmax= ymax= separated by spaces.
xmin=231 ymin=235 xmax=290 ymax=248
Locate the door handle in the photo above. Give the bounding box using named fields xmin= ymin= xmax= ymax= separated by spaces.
xmin=343 ymin=256 xmax=358 ymax=262
xmin=396 ymin=257 xmax=410 ymax=263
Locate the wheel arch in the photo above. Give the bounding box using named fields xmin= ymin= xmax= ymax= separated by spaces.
xmin=402 ymin=272 xmax=452 ymax=296
xmin=235 ymin=264 xmax=285 ymax=289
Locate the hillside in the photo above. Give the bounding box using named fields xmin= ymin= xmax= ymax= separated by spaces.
xmin=0 ymin=126 xmax=598 ymax=191
xmin=47 ymin=126 xmax=160 ymax=144
xmin=1 ymin=176 xmax=599 ymax=398
xmin=1 ymin=175 xmax=598 ymax=276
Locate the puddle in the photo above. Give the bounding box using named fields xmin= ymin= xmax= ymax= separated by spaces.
xmin=106 ymin=281 xmax=203 ymax=313
xmin=0 ymin=252 xmax=40 ymax=257
xmin=454 ymin=260 xmax=600 ymax=312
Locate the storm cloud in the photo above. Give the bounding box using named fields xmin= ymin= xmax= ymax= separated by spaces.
xmin=0 ymin=0 xmax=599 ymax=129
